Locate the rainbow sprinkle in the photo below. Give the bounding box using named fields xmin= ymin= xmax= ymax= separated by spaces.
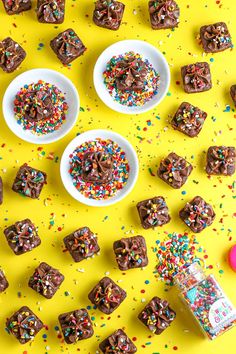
xmin=69 ymin=138 xmax=130 ymax=200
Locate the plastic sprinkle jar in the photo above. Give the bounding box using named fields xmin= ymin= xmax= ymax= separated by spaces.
xmin=174 ymin=262 xmax=236 ymax=340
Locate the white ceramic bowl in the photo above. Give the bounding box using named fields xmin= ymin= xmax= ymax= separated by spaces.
xmin=2 ymin=68 xmax=80 ymax=144
xmin=60 ymin=129 xmax=139 ymax=207
xmin=93 ymin=39 xmax=170 ymax=115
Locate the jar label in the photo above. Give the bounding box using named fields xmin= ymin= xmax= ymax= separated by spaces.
xmin=209 ymin=298 xmax=236 ymax=330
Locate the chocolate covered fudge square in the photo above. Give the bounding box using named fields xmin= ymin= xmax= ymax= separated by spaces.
xmin=28 ymin=262 xmax=64 ymax=299
xmin=93 ymin=0 xmax=125 ymax=31
xmin=58 ymin=309 xmax=94 ymax=344
xmin=206 ymin=146 xmax=235 ymax=176
xmin=2 ymin=0 xmax=31 ymax=15
xmin=148 ymin=0 xmax=180 ymax=30
xmin=0 ymin=176 xmax=3 ymax=204
xmin=37 ymin=0 xmax=65 ymax=23
xmin=4 ymin=219 xmax=41 ymax=255
xmin=171 ymin=102 xmax=207 ymax=137
xmin=88 ymin=277 xmax=126 ymax=314
xmin=82 ymin=151 xmax=113 ymax=184
xmin=12 ymin=163 xmax=47 ymax=199
xmin=0 ymin=37 xmax=26 ymax=73
xmin=138 ymin=297 xmax=176 ymax=335
xmin=50 ymin=28 xmax=86 ymax=65
xmin=99 ymin=329 xmax=137 ymax=354
xmin=181 ymin=62 xmax=212 ymax=93
xmin=157 ymin=152 xmax=193 ymax=189
xmin=64 ymin=226 xmax=100 ymax=262
xmin=179 ymin=196 xmax=215 ymax=233
xmin=0 ymin=269 xmax=9 ymax=292
xmin=230 ymin=85 xmax=236 ymax=106
xmin=6 ymin=306 xmax=43 ymax=344
xmin=200 ymin=22 xmax=232 ymax=53
xmin=137 ymin=196 xmax=170 ymax=229
xmin=113 ymin=235 xmax=148 ymax=271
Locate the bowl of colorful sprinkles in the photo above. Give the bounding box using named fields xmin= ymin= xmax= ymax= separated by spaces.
xmin=93 ymin=40 xmax=170 ymax=114
xmin=60 ymin=129 xmax=139 ymax=207
xmin=2 ymin=68 xmax=79 ymax=144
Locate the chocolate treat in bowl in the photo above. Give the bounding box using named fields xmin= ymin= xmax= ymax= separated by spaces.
xmin=157 ymin=152 xmax=193 ymax=189
xmin=99 ymin=329 xmax=137 ymax=353
xmin=181 ymin=62 xmax=212 ymax=93
xmin=137 ymin=196 xmax=170 ymax=229
xmin=230 ymin=85 xmax=236 ymax=106
xmin=82 ymin=151 xmax=113 ymax=184
xmin=58 ymin=309 xmax=94 ymax=343
xmin=93 ymin=0 xmax=125 ymax=30
xmin=0 ymin=37 xmax=26 ymax=73
xmin=4 ymin=219 xmax=41 ymax=255
xmin=2 ymin=0 xmax=31 ymax=15
xmin=50 ymin=28 xmax=86 ymax=65
xmin=0 ymin=269 xmax=9 ymax=292
xmin=28 ymin=262 xmax=64 ymax=299
xmin=37 ymin=0 xmax=65 ymax=23
xmin=200 ymin=22 xmax=232 ymax=53
xmin=22 ymin=89 xmax=53 ymax=122
xmin=0 ymin=176 xmax=3 ymax=204
xmin=88 ymin=277 xmax=126 ymax=314
xmin=148 ymin=0 xmax=180 ymax=30
xmin=138 ymin=296 xmax=176 ymax=334
xmin=6 ymin=306 xmax=43 ymax=344
xmin=206 ymin=146 xmax=235 ymax=176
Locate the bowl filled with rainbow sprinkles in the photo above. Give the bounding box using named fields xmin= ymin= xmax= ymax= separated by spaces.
xmin=60 ymin=129 xmax=139 ymax=207
xmin=2 ymin=68 xmax=79 ymax=144
xmin=93 ymin=40 xmax=170 ymax=114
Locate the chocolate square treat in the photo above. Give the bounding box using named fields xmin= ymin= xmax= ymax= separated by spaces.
xmin=179 ymin=196 xmax=216 ymax=233
xmin=2 ymin=0 xmax=31 ymax=15
xmin=12 ymin=163 xmax=47 ymax=199
xmin=230 ymin=85 xmax=236 ymax=106
xmin=28 ymin=262 xmax=64 ymax=299
xmin=0 ymin=176 xmax=3 ymax=204
xmin=148 ymin=0 xmax=180 ymax=30
xmin=4 ymin=219 xmax=41 ymax=255
xmin=157 ymin=152 xmax=193 ymax=189
xmin=206 ymin=146 xmax=235 ymax=176
xmin=6 ymin=306 xmax=43 ymax=344
xmin=50 ymin=28 xmax=86 ymax=65
xmin=137 ymin=196 xmax=170 ymax=229
xmin=113 ymin=235 xmax=148 ymax=271
xmin=37 ymin=0 xmax=65 ymax=23
xmin=138 ymin=297 xmax=176 ymax=334
xmin=58 ymin=309 xmax=94 ymax=344
xmin=171 ymin=102 xmax=207 ymax=137
xmin=200 ymin=22 xmax=232 ymax=53
xmin=99 ymin=329 xmax=137 ymax=354
xmin=181 ymin=62 xmax=212 ymax=93
xmin=82 ymin=152 xmax=113 ymax=184
xmin=93 ymin=0 xmax=125 ymax=31
xmin=0 ymin=269 xmax=9 ymax=292
xmin=0 ymin=37 xmax=26 ymax=73
xmin=88 ymin=277 xmax=126 ymax=314
xmin=64 ymin=227 xmax=100 ymax=262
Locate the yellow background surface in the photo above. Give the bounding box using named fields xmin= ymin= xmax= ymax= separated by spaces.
xmin=0 ymin=0 xmax=236 ymax=353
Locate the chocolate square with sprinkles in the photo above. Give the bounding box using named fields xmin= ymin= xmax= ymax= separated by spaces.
xmin=50 ymin=28 xmax=86 ymax=65
xmin=181 ymin=62 xmax=212 ymax=93
xmin=0 ymin=37 xmax=26 ymax=73
xmin=0 ymin=176 xmax=3 ymax=204
xmin=148 ymin=0 xmax=180 ymax=30
xmin=4 ymin=219 xmax=41 ymax=255
xmin=64 ymin=226 xmax=100 ymax=262
xmin=206 ymin=146 xmax=235 ymax=176
xmin=171 ymin=102 xmax=207 ymax=137
xmin=200 ymin=22 xmax=232 ymax=53
xmin=99 ymin=329 xmax=137 ymax=353
xmin=138 ymin=296 xmax=176 ymax=335
xmin=137 ymin=196 xmax=170 ymax=229
xmin=93 ymin=0 xmax=125 ymax=31
xmin=28 ymin=262 xmax=64 ymax=299
xmin=88 ymin=277 xmax=126 ymax=314
xmin=37 ymin=0 xmax=65 ymax=23
xmin=0 ymin=269 xmax=9 ymax=293
xmin=2 ymin=0 xmax=31 ymax=15
xmin=6 ymin=306 xmax=43 ymax=344
xmin=113 ymin=235 xmax=148 ymax=270
xmin=230 ymin=85 xmax=236 ymax=106
xmin=179 ymin=196 xmax=216 ymax=233
xmin=58 ymin=309 xmax=94 ymax=344
xmin=12 ymin=163 xmax=47 ymax=199
xmin=157 ymin=152 xmax=193 ymax=189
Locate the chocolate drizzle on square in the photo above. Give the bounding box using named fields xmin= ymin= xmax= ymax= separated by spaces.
xmin=0 ymin=37 xmax=26 ymax=73
xmin=99 ymin=329 xmax=137 ymax=353
xmin=93 ymin=0 xmax=125 ymax=30
xmin=200 ymin=22 xmax=232 ymax=53
xmin=206 ymin=146 xmax=235 ymax=176
xmin=82 ymin=152 xmax=113 ymax=184
xmin=0 ymin=270 xmax=9 ymax=292
xmin=37 ymin=0 xmax=65 ymax=23
xmin=137 ymin=197 xmax=170 ymax=229
xmin=148 ymin=0 xmax=180 ymax=30
xmin=2 ymin=0 xmax=31 ymax=15
xmin=0 ymin=176 xmax=3 ymax=204
xmin=181 ymin=62 xmax=212 ymax=93
xmin=230 ymin=85 xmax=236 ymax=106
